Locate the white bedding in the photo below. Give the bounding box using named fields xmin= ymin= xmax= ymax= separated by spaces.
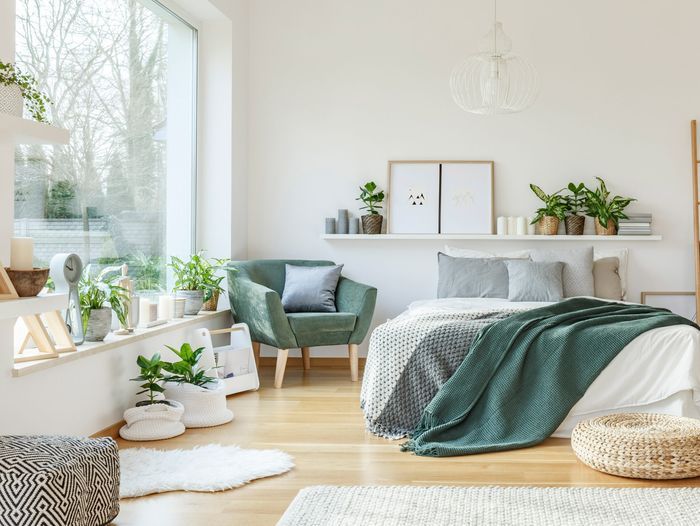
xmin=404 ymin=298 xmax=700 ymax=437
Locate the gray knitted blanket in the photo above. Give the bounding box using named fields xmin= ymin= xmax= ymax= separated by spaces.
xmin=361 ymin=306 xmax=529 ymax=439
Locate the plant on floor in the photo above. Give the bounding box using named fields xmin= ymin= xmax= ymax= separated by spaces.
xmin=563 ymin=182 xmax=588 ymax=235
xmin=584 ymin=177 xmax=636 ymax=235
xmin=0 ymin=61 xmax=52 ymax=123
xmin=356 ymin=181 xmax=385 ymax=234
xmin=79 ymin=265 xmax=129 ymax=340
xmin=131 ymin=354 xmax=168 ymax=406
xmin=529 ymin=184 xmax=567 ymax=235
xmin=162 ymin=343 xmax=218 ymax=388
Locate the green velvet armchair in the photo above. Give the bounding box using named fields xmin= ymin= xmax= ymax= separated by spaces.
xmin=226 ymin=260 xmax=377 ymax=388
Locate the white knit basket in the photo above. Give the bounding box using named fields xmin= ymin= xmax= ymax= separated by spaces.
xmin=119 ymin=400 xmax=186 ymax=441
xmin=164 ymin=380 xmax=234 ymax=428
xmin=0 ymin=84 xmax=23 ymax=117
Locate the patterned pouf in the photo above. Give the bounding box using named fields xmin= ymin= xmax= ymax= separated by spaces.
xmin=0 ymin=435 xmax=120 ymax=526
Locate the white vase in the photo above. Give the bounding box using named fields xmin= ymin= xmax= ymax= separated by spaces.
xmin=164 ymin=379 xmax=233 ymax=428
xmin=119 ymin=400 xmax=185 ymax=441
xmin=0 ymin=84 xmax=23 ymax=117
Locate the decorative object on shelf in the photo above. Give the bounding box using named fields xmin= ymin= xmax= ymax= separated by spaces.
xmin=564 ymin=182 xmax=587 ymax=235
xmin=356 ymin=182 xmax=385 ymax=235
xmin=4 ymin=267 xmax=48 ymax=297
xmin=170 ymin=252 xmax=228 ymax=315
xmin=585 ymin=177 xmax=635 ymax=236
xmin=388 ymin=162 xmax=439 ymax=233
xmin=120 ymin=353 xmax=185 ymax=441
xmin=349 ymin=217 xmax=360 ymax=234
xmin=496 ymin=216 xmax=506 ymax=235
xmin=0 ymin=61 xmax=52 ymax=123
xmin=527 ymin=216 xmax=537 ymax=235
xmin=618 ymin=213 xmax=652 ymax=235
xmin=10 ymin=237 xmax=34 ymax=270
xmin=529 ymin=184 xmax=566 ymax=235
xmin=49 ymin=253 xmax=84 ymax=345
xmin=449 ymin=0 xmax=538 ymax=115
xmin=114 ymin=264 xmax=135 ymax=335
xmin=137 ymin=294 xmax=166 ymax=329
xmin=79 ymin=265 xmax=129 ymax=342
xmin=202 ymin=290 xmax=219 ymax=312
xmin=173 ymin=298 xmax=186 ymax=318
xmin=162 ymin=342 xmax=233 ymax=428
xmin=337 ymin=209 xmax=349 ymax=234
xmin=325 ymin=217 xmax=336 ymax=234
xmin=641 ymin=291 xmax=696 ymax=322
xmin=158 ymin=294 xmax=172 ymax=321
xmin=506 ymin=216 xmax=516 ymax=235
xmin=516 ymin=216 xmax=527 ymax=235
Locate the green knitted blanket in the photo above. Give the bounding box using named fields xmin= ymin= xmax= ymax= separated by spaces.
xmin=402 ymin=298 xmax=697 ymax=457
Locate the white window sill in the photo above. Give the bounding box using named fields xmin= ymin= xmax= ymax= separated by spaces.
xmin=12 ymin=310 xmax=231 ymax=377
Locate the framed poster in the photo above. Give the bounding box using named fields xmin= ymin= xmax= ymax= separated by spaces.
xmin=387 ymin=162 xmax=440 ymax=234
xmin=641 ymin=292 xmax=696 ymax=322
xmin=440 ymin=161 xmax=494 ymax=234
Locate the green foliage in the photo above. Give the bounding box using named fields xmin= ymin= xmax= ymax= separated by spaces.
xmin=79 ymin=264 xmax=130 ymax=330
xmin=169 ymin=252 xmax=230 ymax=301
xmin=127 ymin=253 xmax=166 ymax=292
xmin=161 ymin=343 xmax=217 ymax=388
xmin=130 ymin=353 xmax=165 ymax=405
xmin=356 ymin=181 xmax=385 ymax=215
xmin=564 ymin=182 xmax=588 ymax=216
xmin=0 ymin=61 xmax=52 ymax=123
xmin=529 ymin=184 xmax=567 ymax=223
xmin=45 ymin=180 xmax=78 ymax=219
xmin=584 ymin=177 xmax=636 ymax=228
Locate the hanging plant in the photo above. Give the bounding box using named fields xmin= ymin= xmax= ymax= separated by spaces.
xmin=0 ymin=61 xmax=52 ymax=123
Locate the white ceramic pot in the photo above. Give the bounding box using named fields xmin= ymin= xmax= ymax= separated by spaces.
xmin=119 ymin=400 xmax=185 ymax=441
xmin=0 ymin=84 xmax=23 ymax=117
xmin=164 ymin=379 xmax=233 ymax=428
xmin=85 ymin=307 xmax=112 ymax=341
xmin=175 ymin=290 xmax=204 ymax=315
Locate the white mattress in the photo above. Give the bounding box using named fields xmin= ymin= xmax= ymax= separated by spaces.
xmin=405 ymin=298 xmax=700 ymax=437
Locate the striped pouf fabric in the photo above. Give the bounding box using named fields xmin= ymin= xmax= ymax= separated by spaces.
xmin=0 ymin=435 xmax=120 ymax=526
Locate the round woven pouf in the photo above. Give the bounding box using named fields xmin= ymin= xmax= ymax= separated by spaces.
xmin=571 ymin=413 xmax=700 ymax=479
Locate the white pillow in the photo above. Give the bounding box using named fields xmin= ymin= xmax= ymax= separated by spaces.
xmin=444 ymin=246 xmax=531 ymax=260
xmin=595 ymin=248 xmax=629 ymax=300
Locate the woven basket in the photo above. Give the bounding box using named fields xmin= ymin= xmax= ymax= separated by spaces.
xmin=571 ymin=413 xmax=700 ymax=480
xmin=202 ymin=290 xmax=220 ymax=311
xmin=165 ymin=380 xmax=234 ymax=428
xmin=564 ymin=215 xmax=585 ymax=235
xmin=538 ymin=216 xmax=559 ymax=235
xmin=594 ymin=218 xmax=617 ymax=235
xmin=361 ymin=214 xmax=383 ymax=235
xmin=119 ymin=401 xmax=185 ymax=441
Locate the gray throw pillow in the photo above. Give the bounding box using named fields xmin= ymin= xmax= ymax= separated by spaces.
xmin=281 ymin=264 xmax=343 ymax=313
xmin=437 ymin=253 xmax=509 ymax=299
xmin=505 ymin=260 xmax=564 ymax=302
xmin=530 ymin=247 xmax=594 ymax=298
xmin=593 ymin=257 xmax=623 ymax=300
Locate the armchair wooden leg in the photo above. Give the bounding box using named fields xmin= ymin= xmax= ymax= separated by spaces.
xmin=348 ymin=344 xmax=359 ymax=382
xmin=301 ymin=347 xmax=311 ymax=370
xmin=252 ymin=341 xmax=260 ymax=370
xmin=274 ymin=349 xmax=289 ymax=389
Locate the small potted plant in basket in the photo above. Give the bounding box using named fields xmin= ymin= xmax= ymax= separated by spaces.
xmin=0 ymin=60 xmax=52 ymax=122
xmin=119 ymin=353 xmax=185 ymax=441
xmin=356 ymin=181 xmax=385 ymax=235
xmin=529 ymin=184 xmax=567 ymax=235
xmin=564 ymin=182 xmax=588 ymax=235
xmin=585 ymin=177 xmax=636 ymax=235
xmin=201 ymin=258 xmax=230 ymax=312
xmin=162 ymin=343 xmax=233 ymax=428
xmin=170 ymin=252 xmax=226 ymax=315
xmin=79 ymin=265 xmax=129 ymax=342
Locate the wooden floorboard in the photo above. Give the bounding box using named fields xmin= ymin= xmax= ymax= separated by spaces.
xmin=115 ymin=364 xmax=700 ymax=526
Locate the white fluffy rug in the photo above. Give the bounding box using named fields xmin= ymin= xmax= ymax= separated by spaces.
xmin=119 ymin=444 xmax=294 ymax=498
xmin=278 ymin=485 xmax=700 ymax=526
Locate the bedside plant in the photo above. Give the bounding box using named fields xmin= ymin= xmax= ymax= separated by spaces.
xmin=529 ymin=184 xmax=567 ymax=235
xmin=585 ymin=177 xmax=636 ymax=235
xmin=564 ymin=182 xmax=588 ymax=235
xmin=0 ymin=61 xmax=52 ymax=123
xmin=356 ymin=181 xmax=385 ymax=235
xmin=79 ymin=265 xmax=129 ymax=342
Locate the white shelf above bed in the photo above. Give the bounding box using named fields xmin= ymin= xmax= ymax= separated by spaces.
xmin=0 ymin=113 xmax=70 ymax=145
xmin=321 ymin=234 xmax=663 ymax=241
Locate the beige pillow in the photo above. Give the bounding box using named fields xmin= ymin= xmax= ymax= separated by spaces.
xmin=593 ymin=257 xmax=623 ymax=300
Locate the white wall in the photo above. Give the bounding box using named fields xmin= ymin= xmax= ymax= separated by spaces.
xmin=247 ymin=0 xmax=700 ymax=356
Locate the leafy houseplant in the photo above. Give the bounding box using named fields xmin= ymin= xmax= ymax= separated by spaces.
xmin=131 ymin=354 xmax=169 ymax=407
xmin=564 ymin=182 xmax=588 ymax=235
xmin=78 ymin=265 xmax=129 ymax=342
xmin=201 ymin=257 xmax=230 ymax=311
xmin=585 ymin=177 xmax=636 ymax=235
xmin=0 ymin=61 xmax=52 ymax=123
xmin=169 ymin=252 xmax=228 ymax=315
xmin=529 ymin=184 xmax=567 ymax=235
xmin=161 ymin=343 xmax=218 ymax=388
xmin=356 ymin=181 xmax=385 ymax=235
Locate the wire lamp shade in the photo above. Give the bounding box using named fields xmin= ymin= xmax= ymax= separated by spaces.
xmin=450 ymin=2 xmax=539 ymax=115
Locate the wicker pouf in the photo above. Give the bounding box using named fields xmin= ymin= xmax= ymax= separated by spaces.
xmin=0 ymin=435 xmax=120 ymax=526
xmin=571 ymin=413 xmax=700 ymax=480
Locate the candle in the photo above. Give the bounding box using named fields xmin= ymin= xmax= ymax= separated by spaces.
xmin=10 ymin=237 xmax=34 ymax=270
xmin=158 ymin=295 xmax=172 ymax=321
xmin=496 ymin=217 xmax=507 ymax=235
xmin=516 ymin=216 xmax=527 ymax=236
xmin=168 ymin=297 xmax=176 ymax=320
xmin=527 ymin=216 xmax=537 ymax=235
xmin=139 ymin=297 xmax=151 ymax=326
xmin=506 ymin=217 xmax=517 ymax=235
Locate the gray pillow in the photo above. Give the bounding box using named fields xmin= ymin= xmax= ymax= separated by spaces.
xmin=505 ymin=260 xmax=564 ymax=302
xmin=530 ymin=247 xmax=594 ymax=298
xmin=437 ymin=253 xmax=508 ymax=299
xmin=593 ymin=257 xmax=623 ymax=300
xmin=281 ymin=264 xmax=343 ymax=313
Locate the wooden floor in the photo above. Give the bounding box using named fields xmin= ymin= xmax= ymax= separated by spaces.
xmin=116 ymin=361 xmax=700 ymax=526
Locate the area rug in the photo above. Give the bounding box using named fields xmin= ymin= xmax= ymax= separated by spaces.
xmin=119 ymin=444 xmax=294 ymax=498
xmin=277 ymin=485 xmax=700 ymax=526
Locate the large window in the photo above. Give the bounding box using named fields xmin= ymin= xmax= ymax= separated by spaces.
xmin=14 ymin=0 xmax=197 ymax=292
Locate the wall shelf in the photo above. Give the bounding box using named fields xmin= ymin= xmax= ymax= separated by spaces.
xmin=321 ymin=234 xmax=663 ymax=241
xmin=0 ymin=113 xmax=70 ymax=145
xmin=0 ymin=293 xmax=68 ymax=320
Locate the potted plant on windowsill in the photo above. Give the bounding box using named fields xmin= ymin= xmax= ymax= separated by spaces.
xmin=119 ymin=353 xmax=185 ymax=442
xmin=529 ymin=184 xmax=567 ymax=235
xmin=564 ymin=182 xmax=588 ymax=235
xmin=356 ymin=181 xmax=385 ymax=235
xmin=0 ymin=61 xmax=52 ymax=122
xmin=162 ymin=343 xmax=233 ymax=428
xmin=201 ymin=258 xmax=230 ymax=312
xmin=169 ymin=252 xmax=223 ymax=315
xmin=585 ymin=177 xmax=636 ymax=235
xmin=79 ymin=265 xmax=129 ymax=342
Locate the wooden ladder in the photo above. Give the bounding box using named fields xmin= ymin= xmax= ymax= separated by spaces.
xmin=692 ymin=120 xmax=700 ymax=318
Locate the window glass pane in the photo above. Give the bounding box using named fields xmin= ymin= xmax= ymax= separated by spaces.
xmin=14 ymin=0 xmax=196 ymax=293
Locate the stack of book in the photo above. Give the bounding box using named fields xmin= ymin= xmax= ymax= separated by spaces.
xmin=618 ymin=213 xmax=652 ymax=235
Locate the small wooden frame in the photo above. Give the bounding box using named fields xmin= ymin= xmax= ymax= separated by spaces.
xmin=641 ymin=291 xmax=696 ymax=322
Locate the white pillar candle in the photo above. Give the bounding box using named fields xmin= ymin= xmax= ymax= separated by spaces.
xmin=496 ymin=216 xmax=507 ymax=235
xmin=139 ymin=297 xmax=151 ymax=326
xmin=168 ymin=297 xmax=176 ymax=320
xmin=506 ymin=216 xmax=517 ymax=235
xmin=516 ymin=216 xmax=527 ymax=236
xmin=527 ymin=216 xmax=537 ymax=235
xmin=10 ymin=237 xmax=34 ymax=270
xmin=158 ymin=295 xmax=172 ymax=321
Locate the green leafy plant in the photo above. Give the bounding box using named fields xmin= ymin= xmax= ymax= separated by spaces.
xmin=130 ymin=354 xmax=166 ymax=406
xmin=356 ymin=181 xmax=385 ymax=215
xmin=169 ymin=252 xmax=229 ymax=301
xmin=529 ymin=184 xmax=568 ymax=224
xmin=127 ymin=253 xmax=166 ymax=292
xmin=564 ymin=182 xmax=588 ymax=216
xmin=161 ymin=343 xmax=217 ymax=388
xmin=584 ymin=177 xmax=636 ymax=228
xmin=0 ymin=61 xmax=52 ymax=123
xmin=79 ymin=265 xmax=130 ymax=330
